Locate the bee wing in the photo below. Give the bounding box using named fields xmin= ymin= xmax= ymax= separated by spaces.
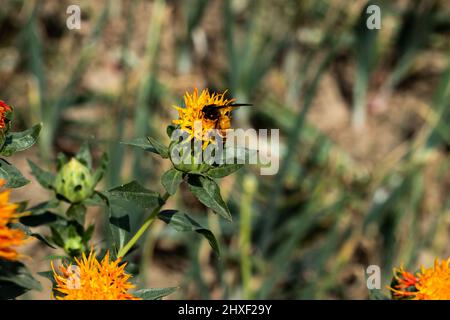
xmin=211 ymin=103 xmax=253 ymax=110
xmin=228 ymin=103 xmax=253 ymax=107
xmin=202 ymin=103 xmax=253 ymax=113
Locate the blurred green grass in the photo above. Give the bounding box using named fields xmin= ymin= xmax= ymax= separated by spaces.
xmin=1 ymin=0 xmax=449 ymax=299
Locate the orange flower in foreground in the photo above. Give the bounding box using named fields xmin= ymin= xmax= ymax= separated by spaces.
xmin=0 ymin=100 xmax=12 ymax=129
xmin=390 ymin=259 xmax=450 ymax=300
xmin=52 ymin=250 xmax=140 ymax=300
xmin=390 ymin=265 xmax=419 ymax=299
xmin=0 ymin=181 xmax=28 ymax=261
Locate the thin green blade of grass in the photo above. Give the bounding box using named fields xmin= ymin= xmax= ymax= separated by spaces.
xmin=299 ymin=223 xmax=351 ymax=299
xmin=21 ymin=1 xmax=46 ymax=129
xmin=177 ymin=0 xmax=209 ymax=74
xmin=188 ymin=236 xmax=211 ymax=299
xmin=352 ymin=2 xmax=379 ymax=128
xmin=239 ymin=175 xmax=256 ymax=299
xmin=131 ymin=0 xmax=165 ymax=181
xmin=380 ymin=0 xmax=436 ymax=96
xmin=425 ymin=51 xmax=450 ymax=149
xmin=107 ymin=0 xmax=138 ymax=188
xmin=259 ymin=40 xmax=340 ymax=254
xmin=40 ymin=1 xmax=111 ymax=160
xmin=256 ymin=193 xmax=349 ymax=299
xmin=224 ymin=0 xmax=238 ymax=93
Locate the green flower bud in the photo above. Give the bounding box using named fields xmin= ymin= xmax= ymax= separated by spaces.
xmin=54 ymin=158 xmax=94 ymax=203
xmin=63 ymin=234 xmax=84 ymax=256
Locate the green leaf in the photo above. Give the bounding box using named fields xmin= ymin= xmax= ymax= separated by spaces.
xmin=161 ymin=168 xmax=184 ymax=195
xmin=16 ymin=201 xmax=28 ymax=212
xmin=107 ymin=181 xmax=162 ymax=210
xmin=56 ymin=153 xmax=68 ymax=171
xmin=102 ymin=185 xmax=158 ymax=252
xmin=11 ymin=223 xmax=56 ymax=249
xmin=66 ymin=203 xmax=87 ymax=226
xmin=76 ymin=142 xmax=92 ymax=169
xmin=27 ymin=160 xmax=55 ymax=189
xmin=207 ymin=164 xmax=243 ymax=178
xmin=93 ymin=152 xmax=108 ymax=185
xmin=121 ymin=137 xmax=169 ymax=158
xmin=49 ymin=226 xmax=64 ymax=248
xmin=20 ymin=212 xmax=59 ymax=227
xmin=121 ymin=137 xmax=155 ymax=151
xmin=83 ymin=192 xmax=107 ymax=207
xmin=37 ymin=271 xmax=57 ymax=288
xmin=166 ymin=124 xmax=176 ymax=138
xmin=50 ymin=221 xmax=86 ymax=256
xmin=187 ymin=174 xmax=232 ymax=221
xmin=102 ymin=181 xmax=163 ymax=252
xmin=83 ymin=224 xmax=95 ymax=243
xmin=26 ymin=199 xmax=59 ymax=215
xmin=147 ymin=137 xmax=169 ymax=158
xmin=0 ymin=260 xmax=42 ymax=292
xmin=159 ymin=210 xmax=220 ymax=256
xmin=0 ymin=281 xmax=28 ymax=299
xmin=106 ymin=197 xmax=134 ymax=251
xmin=368 ymin=289 xmax=390 ymax=300
xmin=0 ymin=123 xmax=42 ymax=156
xmin=221 ymin=146 xmax=258 ymax=164
xmin=0 ymin=159 xmax=29 ymax=188
xmin=134 ymin=287 xmax=177 ymax=300
xmin=42 ymin=255 xmax=70 ymax=261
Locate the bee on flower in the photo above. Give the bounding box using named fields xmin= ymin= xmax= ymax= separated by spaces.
xmin=172 ymin=88 xmax=251 ymax=148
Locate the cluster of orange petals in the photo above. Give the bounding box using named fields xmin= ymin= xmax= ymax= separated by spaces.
xmin=0 ymin=181 xmax=28 ymax=261
xmin=52 ymin=250 xmax=140 ymax=300
xmin=390 ymin=265 xmax=419 ymax=299
xmin=390 ymin=259 xmax=450 ymax=300
xmin=0 ymin=100 xmax=12 ymax=129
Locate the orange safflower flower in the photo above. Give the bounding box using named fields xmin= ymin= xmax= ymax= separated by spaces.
xmin=52 ymin=250 xmax=140 ymax=300
xmin=172 ymin=88 xmax=235 ymax=147
xmin=390 ymin=259 xmax=450 ymax=300
xmin=0 ymin=180 xmax=28 ymax=261
xmin=390 ymin=265 xmax=419 ymax=299
xmin=0 ymin=100 xmax=12 ymax=129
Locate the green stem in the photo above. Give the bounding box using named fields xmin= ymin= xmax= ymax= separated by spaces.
xmin=117 ymin=192 xmax=170 ymax=258
xmin=140 ymin=216 xmax=162 ymax=286
xmin=240 ymin=175 xmax=256 ymax=299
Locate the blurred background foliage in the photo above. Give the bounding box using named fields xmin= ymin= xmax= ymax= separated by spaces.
xmin=1 ymin=0 xmax=449 ymax=299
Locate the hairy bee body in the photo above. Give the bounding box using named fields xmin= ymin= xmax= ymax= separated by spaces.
xmin=201 ymin=103 xmax=252 ymax=138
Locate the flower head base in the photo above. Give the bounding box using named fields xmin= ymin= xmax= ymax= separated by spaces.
xmin=0 ymin=180 xmax=28 ymax=261
xmin=390 ymin=259 xmax=450 ymax=300
xmin=172 ymin=88 xmax=235 ymax=148
xmin=52 ymin=250 xmax=140 ymax=300
xmin=0 ymin=100 xmax=12 ymax=129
